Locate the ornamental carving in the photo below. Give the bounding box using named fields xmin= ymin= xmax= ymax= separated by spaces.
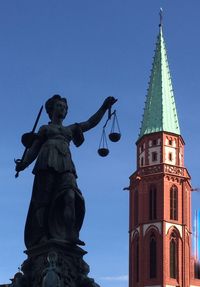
xmin=164 ymin=164 xmax=184 ymax=176
xmin=140 ymin=164 xmax=162 ymax=176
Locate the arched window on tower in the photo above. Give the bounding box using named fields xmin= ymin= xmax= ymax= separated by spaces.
xmin=134 ymin=189 xmax=138 ymax=226
xmin=135 ymin=236 xmax=139 ymax=282
xmin=149 ymin=233 xmax=157 ymax=278
xmin=141 ymin=156 xmax=144 ymax=166
xmin=149 ymin=185 xmax=157 ymax=220
xmin=170 ymin=185 xmax=178 ymax=220
xmin=170 ymin=232 xmax=178 ymax=279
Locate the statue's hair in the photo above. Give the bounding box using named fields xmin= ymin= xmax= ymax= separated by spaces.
xmin=45 ymin=95 xmax=68 ymax=119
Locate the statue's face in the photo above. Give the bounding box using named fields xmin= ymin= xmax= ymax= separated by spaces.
xmin=53 ymin=100 xmax=68 ymax=119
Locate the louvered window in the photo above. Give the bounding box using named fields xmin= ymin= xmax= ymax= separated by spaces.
xmin=135 ymin=237 xmax=139 ymax=282
xmin=170 ymin=185 xmax=178 ymax=220
xmin=170 ymin=233 xmax=177 ymax=278
xmin=134 ymin=190 xmax=138 ymax=226
xmin=150 ymin=234 xmax=157 ymax=278
xmin=149 ymin=185 xmax=157 ymax=220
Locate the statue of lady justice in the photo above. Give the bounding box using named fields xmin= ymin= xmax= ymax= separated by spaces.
xmin=15 ymin=95 xmax=117 ymax=249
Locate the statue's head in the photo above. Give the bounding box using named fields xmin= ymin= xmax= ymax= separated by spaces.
xmin=45 ymin=95 xmax=68 ymax=120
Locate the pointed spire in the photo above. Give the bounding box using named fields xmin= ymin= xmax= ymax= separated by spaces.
xmin=139 ymin=10 xmax=180 ymax=139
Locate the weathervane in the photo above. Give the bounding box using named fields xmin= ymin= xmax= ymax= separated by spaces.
xmin=159 ymin=7 xmax=163 ymax=27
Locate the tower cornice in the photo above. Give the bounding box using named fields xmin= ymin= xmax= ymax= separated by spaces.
xmin=136 ymin=131 xmax=185 ymax=145
xmin=130 ymin=163 xmax=191 ymax=183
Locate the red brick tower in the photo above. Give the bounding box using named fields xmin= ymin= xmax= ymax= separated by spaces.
xmin=129 ymin=14 xmax=195 ymax=287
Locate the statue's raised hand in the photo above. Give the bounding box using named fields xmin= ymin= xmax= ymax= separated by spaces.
xmin=103 ymin=97 xmax=117 ymax=110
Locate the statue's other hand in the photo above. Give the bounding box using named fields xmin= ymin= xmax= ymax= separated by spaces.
xmin=103 ymin=96 xmax=118 ymax=110
xmin=15 ymin=160 xmax=28 ymax=172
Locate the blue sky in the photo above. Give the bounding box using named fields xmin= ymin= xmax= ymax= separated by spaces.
xmin=1 ymin=0 xmax=200 ymax=285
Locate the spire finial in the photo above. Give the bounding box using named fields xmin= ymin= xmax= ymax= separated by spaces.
xmin=159 ymin=8 xmax=163 ymax=27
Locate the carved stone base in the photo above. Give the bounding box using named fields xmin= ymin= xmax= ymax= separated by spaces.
xmin=12 ymin=240 xmax=100 ymax=287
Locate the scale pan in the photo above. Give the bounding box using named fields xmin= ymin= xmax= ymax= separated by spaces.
xmin=98 ymin=148 xmax=109 ymax=157
xmin=109 ymin=132 xmax=121 ymax=142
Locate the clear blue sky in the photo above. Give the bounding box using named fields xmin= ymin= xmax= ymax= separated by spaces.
xmin=1 ymin=0 xmax=200 ymax=285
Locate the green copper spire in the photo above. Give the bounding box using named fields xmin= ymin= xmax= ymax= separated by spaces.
xmin=139 ymin=12 xmax=180 ymax=139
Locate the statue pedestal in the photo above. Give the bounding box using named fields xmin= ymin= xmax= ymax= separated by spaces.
xmin=16 ymin=240 xmax=99 ymax=287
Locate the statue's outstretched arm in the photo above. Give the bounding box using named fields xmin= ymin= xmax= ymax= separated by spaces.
xmin=78 ymin=97 xmax=117 ymax=132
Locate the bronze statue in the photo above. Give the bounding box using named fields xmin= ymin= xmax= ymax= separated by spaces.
xmin=15 ymin=95 xmax=117 ymax=249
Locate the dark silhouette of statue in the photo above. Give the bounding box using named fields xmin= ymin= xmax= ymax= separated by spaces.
xmin=15 ymin=95 xmax=117 ymax=249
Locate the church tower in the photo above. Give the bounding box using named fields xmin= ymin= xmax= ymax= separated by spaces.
xmin=129 ymin=14 xmax=195 ymax=287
